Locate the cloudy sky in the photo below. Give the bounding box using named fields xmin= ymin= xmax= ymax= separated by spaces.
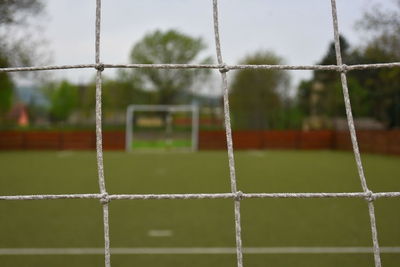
xmin=35 ymin=0 xmax=392 ymax=94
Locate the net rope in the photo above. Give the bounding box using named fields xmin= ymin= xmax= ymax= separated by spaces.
xmin=94 ymin=1 xmax=111 ymax=266
xmin=329 ymin=1 xmax=381 ymax=265
xmin=212 ymin=0 xmax=244 ymax=266
xmin=0 ymin=0 xmax=400 ymax=266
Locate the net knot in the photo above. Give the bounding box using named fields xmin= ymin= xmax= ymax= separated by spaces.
xmin=100 ymin=193 xmax=110 ymax=204
xmin=219 ymin=64 xmax=229 ymax=73
xmin=338 ymin=64 xmax=348 ymax=73
xmin=235 ymin=191 xmax=243 ymax=201
xmin=365 ymin=190 xmax=375 ymax=202
xmin=95 ymin=63 xmax=105 ymax=72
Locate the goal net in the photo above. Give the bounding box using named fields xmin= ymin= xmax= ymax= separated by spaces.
xmin=125 ymin=104 xmax=199 ymax=152
xmin=0 ymin=0 xmax=399 ymax=267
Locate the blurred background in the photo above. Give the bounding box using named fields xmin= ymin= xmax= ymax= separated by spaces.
xmin=0 ymin=1 xmax=399 ymax=267
xmin=0 ymin=0 xmax=399 ymax=138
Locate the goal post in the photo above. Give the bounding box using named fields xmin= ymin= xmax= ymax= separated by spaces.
xmin=125 ymin=104 xmax=199 ymax=152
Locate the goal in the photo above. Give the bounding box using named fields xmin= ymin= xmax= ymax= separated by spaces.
xmin=125 ymin=104 xmax=199 ymax=152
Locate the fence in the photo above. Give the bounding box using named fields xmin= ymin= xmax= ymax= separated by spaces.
xmin=0 ymin=131 xmax=124 ymax=150
xmin=1 ymin=130 xmax=399 ymax=155
xmin=199 ymin=130 xmax=400 ymax=154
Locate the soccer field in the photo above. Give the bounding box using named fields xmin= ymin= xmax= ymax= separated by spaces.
xmin=0 ymin=151 xmax=399 ymax=267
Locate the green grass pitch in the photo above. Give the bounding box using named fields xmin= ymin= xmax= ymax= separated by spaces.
xmin=0 ymin=150 xmax=399 ymax=267
xmin=132 ymin=139 xmax=192 ymax=149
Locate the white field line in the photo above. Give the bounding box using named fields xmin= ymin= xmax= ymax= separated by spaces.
xmin=148 ymin=230 xmax=173 ymax=237
xmin=0 ymin=247 xmax=399 ymax=255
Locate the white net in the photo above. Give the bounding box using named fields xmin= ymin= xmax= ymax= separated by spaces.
xmin=1 ymin=1 xmax=400 ymax=267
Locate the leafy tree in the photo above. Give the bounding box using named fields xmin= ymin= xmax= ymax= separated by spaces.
xmin=296 ymin=36 xmax=375 ymax=129
xmin=0 ymin=0 xmax=43 ymax=25
xmin=73 ymin=73 xmax=149 ymax=120
xmin=298 ymin=25 xmax=400 ymax=128
xmin=102 ymin=76 xmax=153 ymax=111
xmin=354 ymin=0 xmax=400 ymax=127
xmin=230 ymin=51 xmax=291 ymax=130
xmin=128 ymin=29 xmax=212 ymax=105
xmin=297 ymin=36 xmax=351 ymax=119
xmin=48 ymin=81 xmax=78 ymax=122
xmin=0 ymin=54 xmax=14 ymax=119
xmin=0 ymin=0 xmax=44 ymax=121
xmin=0 ymin=0 xmax=44 ymax=66
xmin=357 ymin=0 xmax=400 ymax=60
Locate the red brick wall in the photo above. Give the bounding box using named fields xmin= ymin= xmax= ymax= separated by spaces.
xmin=198 ymin=131 xmax=226 ymax=150
xmin=61 ymin=131 xmax=95 ymax=150
xmin=0 ymin=131 xmax=25 ymax=150
xmin=24 ymin=132 xmax=62 ymax=150
xmin=263 ymin=131 xmax=299 ymax=149
xmin=103 ymin=131 xmax=125 ymax=150
xmin=335 ymin=130 xmax=400 ymax=155
xmin=387 ymin=130 xmax=400 ymax=155
xmin=0 ymin=131 xmax=125 ymax=150
xmin=299 ymin=131 xmax=334 ymax=150
xmin=1 ymin=130 xmax=399 ymax=155
xmin=199 ymin=130 xmax=400 ymax=155
xmin=198 ymin=130 xmax=335 ymax=150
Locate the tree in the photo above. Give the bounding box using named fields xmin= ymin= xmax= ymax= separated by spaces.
xmin=298 ymin=24 xmax=400 ymax=129
xmin=48 ymin=81 xmax=78 ymax=122
xmin=296 ymin=36 xmax=375 ymax=130
xmin=354 ymin=0 xmax=400 ymax=127
xmin=0 ymin=0 xmax=44 ymax=121
xmin=297 ymin=36 xmax=351 ymax=121
xmin=128 ymin=29 xmax=212 ymax=105
xmin=230 ymin=51 xmax=291 ymax=130
xmin=0 ymin=0 xmax=43 ymax=25
xmin=71 ymin=73 xmax=151 ymax=122
xmin=0 ymin=0 xmax=44 ymax=66
xmin=102 ymin=76 xmax=153 ymax=111
xmin=357 ymin=0 xmax=400 ymax=60
xmin=0 ymin=53 xmax=14 ymax=120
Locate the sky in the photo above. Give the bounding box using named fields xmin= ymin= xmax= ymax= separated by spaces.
xmin=27 ymin=0 xmax=393 ymax=95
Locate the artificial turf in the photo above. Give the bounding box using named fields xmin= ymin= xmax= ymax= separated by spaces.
xmin=0 ymin=150 xmax=399 ymax=267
